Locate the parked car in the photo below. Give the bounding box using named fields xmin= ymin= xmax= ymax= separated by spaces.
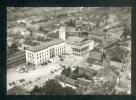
xmin=60 ymin=58 xmax=64 ymax=61
xmin=48 ymin=60 xmax=51 ymax=63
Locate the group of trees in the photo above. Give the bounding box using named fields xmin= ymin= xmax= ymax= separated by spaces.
xmin=7 ymin=43 xmax=19 ymax=56
xmin=65 ymin=19 xmax=76 ymax=27
xmin=30 ymin=79 xmax=75 ymax=95
xmin=61 ymin=66 xmax=71 ymax=77
xmin=120 ymin=24 xmax=131 ymax=42
xmin=61 ymin=66 xmax=92 ymax=80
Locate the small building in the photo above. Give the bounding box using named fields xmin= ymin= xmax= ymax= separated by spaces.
xmin=87 ymin=51 xmax=103 ymax=65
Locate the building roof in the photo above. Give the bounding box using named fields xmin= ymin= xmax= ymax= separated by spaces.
xmin=27 ymin=39 xmax=65 ymax=52
xmin=108 ymin=46 xmax=129 ymax=62
xmin=66 ymin=36 xmax=92 ymax=46
xmin=7 ymin=86 xmax=29 ymax=95
xmin=88 ymin=51 xmax=103 ymax=61
xmin=78 ymin=67 xmax=97 ymax=74
xmin=56 ymin=75 xmax=76 ymax=85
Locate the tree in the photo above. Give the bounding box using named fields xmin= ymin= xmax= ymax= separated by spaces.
xmin=30 ymin=79 xmax=76 ymax=95
xmin=44 ymin=79 xmax=64 ymax=95
xmin=68 ymin=19 xmax=75 ymax=27
xmin=39 ymin=26 xmax=44 ymax=32
xmin=10 ymin=43 xmax=17 ymax=49
xmin=63 ymin=86 xmax=75 ymax=95
xmin=61 ymin=68 xmax=69 ymax=77
xmin=61 ymin=67 xmax=71 ymax=77
xmin=73 ymin=66 xmax=79 ymax=73
xmin=67 ymin=66 xmax=71 ymax=73
xmin=121 ymin=25 xmax=130 ymax=42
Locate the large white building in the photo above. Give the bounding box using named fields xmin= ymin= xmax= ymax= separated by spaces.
xmin=25 ymin=39 xmax=65 ymax=65
xmin=25 ymin=26 xmax=94 ymax=65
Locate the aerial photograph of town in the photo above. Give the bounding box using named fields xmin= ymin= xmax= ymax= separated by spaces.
xmin=7 ymin=7 xmax=131 ymax=95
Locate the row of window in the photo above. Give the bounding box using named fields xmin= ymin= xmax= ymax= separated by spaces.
xmin=27 ymin=52 xmax=34 ymax=59
xmin=27 ymin=59 xmax=34 ymax=64
xmin=73 ymin=53 xmax=81 ymax=56
xmin=27 ymin=44 xmax=65 ymax=64
xmin=72 ymin=46 xmax=89 ymax=53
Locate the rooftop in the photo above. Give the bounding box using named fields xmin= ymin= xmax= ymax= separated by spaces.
xmin=27 ymin=39 xmax=65 ymax=52
xmin=66 ymin=36 xmax=92 ymax=46
xmin=78 ymin=67 xmax=97 ymax=74
xmin=88 ymin=51 xmax=103 ymax=61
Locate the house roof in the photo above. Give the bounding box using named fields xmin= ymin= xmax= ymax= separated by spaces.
xmin=66 ymin=36 xmax=92 ymax=46
xmin=27 ymin=39 xmax=65 ymax=52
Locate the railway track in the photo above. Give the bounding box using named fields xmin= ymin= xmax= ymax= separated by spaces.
xmin=7 ymin=56 xmax=26 ymax=65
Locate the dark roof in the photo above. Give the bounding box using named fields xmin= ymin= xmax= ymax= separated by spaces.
xmin=27 ymin=39 xmax=65 ymax=52
xmin=47 ymin=32 xmax=59 ymax=39
xmin=108 ymin=46 xmax=129 ymax=62
xmin=78 ymin=67 xmax=97 ymax=74
xmin=56 ymin=75 xmax=76 ymax=85
xmin=111 ymin=56 xmax=122 ymax=63
xmin=7 ymin=86 xmax=29 ymax=95
xmin=88 ymin=51 xmax=102 ymax=61
xmin=97 ymin=39 xmax=120 ymax=49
